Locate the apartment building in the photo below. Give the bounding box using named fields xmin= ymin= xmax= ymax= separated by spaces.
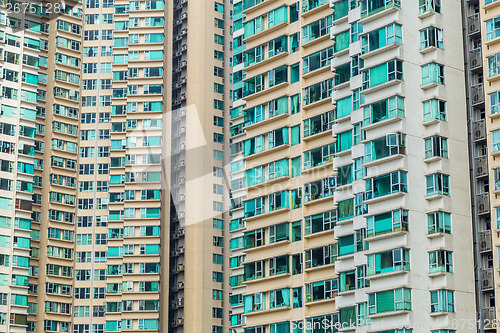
xmin=230 ymin=0 xmax=478 ymax=332
xmin=480 ymin=0 xmax=500 ymax=329
xmin=0 ymin=0 xmax=231 ymax=332
xmin=463 ymin=0 xmax=496 ymax=331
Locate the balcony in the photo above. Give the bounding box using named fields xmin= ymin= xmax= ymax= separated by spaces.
xmin=475 ymin=156 xmax=488 ymax=178
xmin=471 ymin=84 xmax=484 ymax=106
xmin=467 ymin=13 xmax=480 ymax=36
xmin=476 ymin=193 xmax=490 ymax=215
xmin=479 ymin=230 xmax=492 ymax=253
xmin=480 ymin=268 xmax=494 ymax=291
xmin=469 ymin=48 xmax=482 ymax=71
xmin=480 ymin=307 xmax=496 ymax=330
xmin=473 ymin=119 xmax=486 ymax=142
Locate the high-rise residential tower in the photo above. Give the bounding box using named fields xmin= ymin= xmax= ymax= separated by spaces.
xmin=0 ymin=0 xmax=232 ymax=332
xmin=479 ymin=0 xmax=500 ymax=328
xmin=229 ymin=0 xmax=478 ymax=332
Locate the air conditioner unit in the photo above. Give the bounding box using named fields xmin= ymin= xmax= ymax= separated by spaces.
xmin=479 ymin=204 xmax=485 ymax=212
xmin=177 ymin=298 xmax=184 ymax=306
xmin=179 ymin=177 xmax=185 ymax=184
xmin=473 ymin=94 xmax=480 ymax=103
xmin=179 ymin=143 xmax=186 ymax=150
xmin=470 ymin=23 xmax=477 ymax=33
xmin=477 ymin=166 xmax=484 ymax=175
xmin=179 ymin=126 xmax=186 ymax=134
xmin=177 ymin=228 xmax=185 ymax=237
xmin=177 ymin=281 xmax=184 ymax=289
xmin=480 ymin=240 xmax=489 ymax=251
xmin=475 ymin=130 xmax=483 ymax=140
xmin=482 ymin=278 xmax=492 ymax=289
xmin=176 ymin=263 xmax=184 ymax=271
xmin=178 ymin=194 xmax=185 ymax=201
xmin=179 ymin=160 xmax=185 ymax=167
xmin=471 ymin=58 xmax=479 ymax=68
xmin=175 ymin=318 xmax=184 ymax=326
xmin=178 ymin=211 xmax=185 ymax=218
xmin=177 ymin=246 xmax=185 ymax=254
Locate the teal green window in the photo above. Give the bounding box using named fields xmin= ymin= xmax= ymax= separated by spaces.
xmin=243 ymin=135 xmax=264 ymax=156
xmin=361 ymin=0 xmax=401 ymax=18
xmin=269 ymin=222 xmax=289 ymax=243
xmin=429 ymin=250 xmax=453 ymax=273
xmin=334 ymin=62 xmax=351 ymax=86
xmin=269 ymin=96 xmax=288 ymax=117
xmin=339 ymin=270 xmax=356 ymax=292
xmin=361 ymin=24 xmax=402 ymax=54
xmin=244 ymin=261 xmax=264 ymax=281
xmin=430 ymin=290 xmax=454 ymax=313
xmin=269 ymin=127 xmax=289 ymax=148
xmin=245 ymin=166 xmax=264 ymax=187
xmin=268 ymin=35 xmax=288 ymax=57
xmin=305 ymin=210 xmax=336 ymax=235
xmin=269 ymin=159 xmax=289 ymax=179
xmin=305 ymin=278 xmax=337 ymax=302
xmin=419 ymin=0 xmax=441 ymax=14
xmin=427 ymin=211 xmax=451 ymax=234
xmin=304 ymin=143 xmax=335 ymax=169
xmin=244 ymin=105 xmax=264 ymax=126
xmin=303 ymin=78 xmax=333 ymax=105
xmin=333 ymin=0 xmax=349 ymax=20
xmin=422 ymin=63 xmax=444 ymax=85
xmin=303 ymin=47 xmax=334 ymax=74
xmin=244 ymin=197 xmax=264 ymax=218
xmin=244 ymin=293 xmax=265 ymax=313
xmin=337 ymin=165 xmax=353 ymax=187
xmin=291 ymin=156 xmax=301 ymax=177
xmin=426 ymin=173 xmax=449 ymax=196
xmin=335 ymin=96 xmax=352 ymax=119
xmin=362 ymin=60 xmax=403 ymax=89
xmin=302 ymin=16 xmax=333 ymax=44
xmin=337 ymin=199 xmax=354 ymax=221
xmin=368 ymin=288 xmax=411 ymax=315
xmin=337 ymin=130 xmax=352 ymax=152
xmin=423 ymin=99 xmax=446 ymax=121
xmin=269 ymin=190 xmax=289 ymax=211
xmin=291 ymin=125 xmax=300 ymax=145
xmin=269 ymin=289 xmax=290 ymax=308
xmin=334 ymin=30 xmax=350 ymax=53
xmin=363 ymin=96 xmax=404 ymax=125
xmin=244 ymin=16 xmax=264 ymax=38
xmin=269 ymin=65 xmax=288 ymax=87
xmin=304 ymin=111 xmax=333 ymax=137
xmin=364 ymin=133 xmax=405 ymax=162
xmin=268 ymin=6 xmax=287 ymax=28
xmin=367 ymin=209 xmax=408 ymax=237
xmin=367 ymin=248 xmax=410 ymax=276
xmin=365 ymin=171 xmax=407 ymax=199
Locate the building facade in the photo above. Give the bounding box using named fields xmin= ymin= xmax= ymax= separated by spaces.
xmin=230 ymin=0 xmax=478 ymax=332
xmin=0 ymin=0 xmax=231 ymax=332
xmin=480 ymin=0 xmax=500 ymax=329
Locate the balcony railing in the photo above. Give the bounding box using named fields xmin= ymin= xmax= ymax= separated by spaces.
xmin=480 ymin=268 xmax=494 ymax=291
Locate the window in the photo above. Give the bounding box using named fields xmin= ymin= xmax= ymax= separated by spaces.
xmin=430 ymin=290 xmax=454 ymax=313
xmin=423 ymin=99 xmax=446 ymax=121
xmin=419 ymin=0 xmax=440 ymax=13
xmin=428 ymin=211 xmax=451 ymax=234
xmin=365 ymin=171 xmax=407 ymax=200
xmin=305 ymin=279 xmax=338 ymax=302
xmin=368 ymin=288 xmax=411 ymax=315
xmin=429 ymin=250 xmax=453 ymax=273
xmin=367 ymin=248 xmax=409 ymax=276
xmin=302 ymin=15 xmax=333 ymax=44
xmin=425 ymin=136 xmax=448 ymax=159
xmin=422 ymin=63 xmax=445 ymax=85
xmin=420 ymin=26 xmax=443 ymax=49
xmin=426 ymin=173 xmax=450 ymax=196
xmin=305 ymin=244 xmax=337 ymax=269
xmin=361 ymin=24 xmax=402 ymax=54
xmin=367 ymin=209 xmax=408 ymax=237
xmin=362 ymin=59 xmax=403 ymax=90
